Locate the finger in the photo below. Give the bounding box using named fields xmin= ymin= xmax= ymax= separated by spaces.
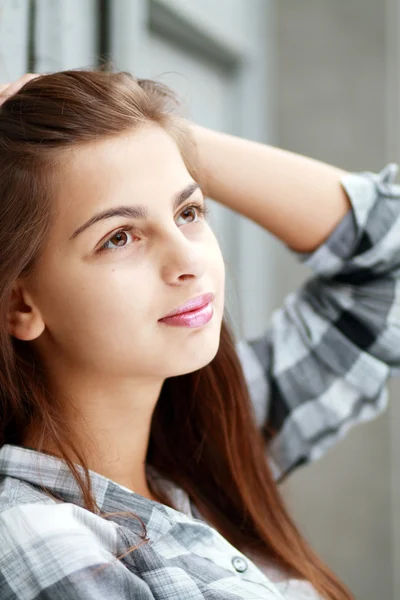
xmin=1 ymin=73 xmax=41 ymax=96
xmin=0 ymin=73 xmax=42 ymax=106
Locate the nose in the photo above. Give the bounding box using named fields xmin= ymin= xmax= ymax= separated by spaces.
xmin=159 ymin=230 xmax=207 ymax=284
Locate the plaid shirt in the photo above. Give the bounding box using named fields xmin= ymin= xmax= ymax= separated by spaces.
xmin=1 ymin=164 xmax=400 ymax=599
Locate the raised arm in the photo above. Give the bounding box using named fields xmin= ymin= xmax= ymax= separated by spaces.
xmin=190 ymin=123 xmax=350 ymax=253
xmin=189 ymin=123 xmax=400 ymax=481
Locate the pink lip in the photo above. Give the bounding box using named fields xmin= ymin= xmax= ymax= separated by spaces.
xmin=159 ymin=292 xmax=215 ymax=328
xmin=160 ymin=292 xmax=215 ymax=318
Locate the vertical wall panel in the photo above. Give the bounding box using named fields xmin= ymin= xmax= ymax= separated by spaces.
xmin=34 ymin=0 xmax=98 ymax=72
xmin=109 ymin=0 xmax=150 ymax=76
xmin=0 ymin=0 xmax=30 ymax=81
xmin=236 ymin=0 xmax=277 ymax=340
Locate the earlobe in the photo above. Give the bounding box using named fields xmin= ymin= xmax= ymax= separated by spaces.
xmin=7 ymin=284 xmax=45 ymax=341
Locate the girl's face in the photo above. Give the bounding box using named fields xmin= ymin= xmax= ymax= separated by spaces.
xmin=26 ymin=125 xmax=225 ymax=383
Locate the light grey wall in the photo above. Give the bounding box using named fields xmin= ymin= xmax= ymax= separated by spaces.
xmin=273 ymin=2 xmax=393 ymax=599
xmin=384 ymin=0 xmax=400 ymax=592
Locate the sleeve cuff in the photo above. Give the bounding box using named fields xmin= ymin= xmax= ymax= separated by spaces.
xmin=293 ymin=163 xmax=400 ymax=278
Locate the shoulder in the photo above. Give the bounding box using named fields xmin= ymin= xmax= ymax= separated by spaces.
xmin=0 ymin=475 xmax=120 ymax=567
xmin=0 ymin=509 xmax=153 ymax=599
xmin=0 ymin=479 xmax=120 ymax=555
xmin=0 ymin=484 xmax=135 ymax=599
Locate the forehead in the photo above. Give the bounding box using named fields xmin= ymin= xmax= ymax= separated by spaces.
xmin=54 ymin=125 xmax=188 ymax=219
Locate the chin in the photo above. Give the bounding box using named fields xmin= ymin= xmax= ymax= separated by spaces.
xmin=167 ymin=326 xmax=221 ymax=377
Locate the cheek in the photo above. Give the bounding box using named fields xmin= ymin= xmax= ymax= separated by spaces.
xmin=33 ymin=260 xmax=146 ymax=332
xmin=75 ymin=268 xmax=150 ymax=324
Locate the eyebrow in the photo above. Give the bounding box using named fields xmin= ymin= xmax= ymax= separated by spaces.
xmin=69 ymin=182 xmax=201 ymax=241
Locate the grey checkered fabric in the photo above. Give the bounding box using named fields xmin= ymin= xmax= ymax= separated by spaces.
xmin=1 ymin=164 xmax=399 ymax=598
xmin=239 ymin=162 xmax=400 ymax=481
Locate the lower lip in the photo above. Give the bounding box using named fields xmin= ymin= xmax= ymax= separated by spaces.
xmin=159 ymin=302 xmax=214 ymax=328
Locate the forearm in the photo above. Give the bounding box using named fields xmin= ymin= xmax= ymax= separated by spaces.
xmin=190 ymin=123 xmax=351 ymax=253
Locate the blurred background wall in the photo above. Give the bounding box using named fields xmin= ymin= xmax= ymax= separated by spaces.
xmin=274 ymin=4 xmax=397 ymax=600
xmin=0 ymin=1 xmax=398 ymax=598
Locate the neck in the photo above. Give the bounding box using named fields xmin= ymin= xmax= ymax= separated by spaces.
xmin=23 ymin=373 xmax=165 ymax=502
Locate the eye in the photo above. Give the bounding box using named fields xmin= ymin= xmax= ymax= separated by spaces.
xmin=99 ymin=227 xmax=135 ymax=252
xmin=98 ymin=202 xmax=209 ymax=253
xmin=176 ymin=202 xmax=209 ymax=225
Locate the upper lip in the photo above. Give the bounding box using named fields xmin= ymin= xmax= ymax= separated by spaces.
xmin=160 ymin=292 xmax=215 ymax=319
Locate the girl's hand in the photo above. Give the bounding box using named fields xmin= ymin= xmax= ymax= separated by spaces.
xmin=0 ymin=73 xmax=41 ymax=107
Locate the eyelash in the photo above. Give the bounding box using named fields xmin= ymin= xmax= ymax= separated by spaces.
xmin=98 ymin=202 xmax=210 ymax=253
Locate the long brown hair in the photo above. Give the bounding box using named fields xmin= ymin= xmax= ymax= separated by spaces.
xmin=0 ymin=67 xmax=353 ymax=599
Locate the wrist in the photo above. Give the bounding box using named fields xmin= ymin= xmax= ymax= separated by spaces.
xmin=183 ymin=122 xmax=213 ymax=195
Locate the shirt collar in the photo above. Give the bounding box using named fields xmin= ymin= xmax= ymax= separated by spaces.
xmin=0 ymin=443 xmax=185 ymax=542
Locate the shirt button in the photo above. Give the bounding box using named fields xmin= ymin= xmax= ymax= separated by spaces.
xmin=232 ymin=556 xmax=248 ymax=573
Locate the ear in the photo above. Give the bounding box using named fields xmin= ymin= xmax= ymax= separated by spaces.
xmin=7 ymin=281 xmax=45 ymax=341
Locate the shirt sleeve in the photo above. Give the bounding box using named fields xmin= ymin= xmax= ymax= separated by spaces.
xmin=0 ymin=503 xmax=155 ymax=599
xmin=236 ymin=163 xmax=400 ymax=482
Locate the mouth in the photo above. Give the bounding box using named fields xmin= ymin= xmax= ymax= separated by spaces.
xmin=159 ymin=292 xmax=215 ymax=319
xmin=158 ymin=298 xmax=214 ymax=328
